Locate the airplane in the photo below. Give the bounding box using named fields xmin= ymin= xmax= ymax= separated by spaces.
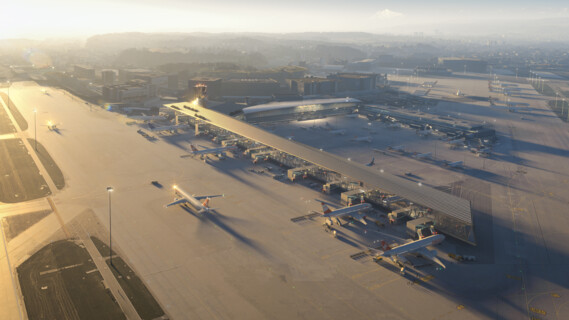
xmin=416 ymin=129 xmax=431 ymax=137
xmin=164 ymin=185 xmax=223 ymax=213
xmin=366 ymin=157 xmax=375 ymax=167
xmin=387 ymin=145 xmax=405 ymax=152
xmin=413 ymin=152 xmax=432 ymax=159
xmin=187 ymin=144 xmax=237 ymax=159
xmin=387 ymin=122 xmax=402 ymax=129
xmin=447 ymin=139 xmax=464 ymax=147
xmin=319 ymin=202 xmax=371 ymax=225
xmin=43 ymin=121 xmax=61 ymax=132
xmin=369 ymin=234 xmax=446 ymax=275
xmin=444 ymin=160 xmax=463 ymax=168
xmin=351 ymin=136 xmax=372 ymax=143
xmin=329 ymin=129 xmax=346 ymax=135
xmin=148 ymin=122 xmax=189 ymax=132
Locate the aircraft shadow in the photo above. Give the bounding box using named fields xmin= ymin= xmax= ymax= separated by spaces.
xmin=179 ymin=204 xmax=272 ymax=258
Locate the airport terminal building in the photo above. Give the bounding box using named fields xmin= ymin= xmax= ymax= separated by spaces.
xmin=165 ymin=102 xmax=476 ymax=245
xmin=241 ymin=98 xmax=360 ymax=123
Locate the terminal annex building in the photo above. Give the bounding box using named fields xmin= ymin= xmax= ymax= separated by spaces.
xmin=240 ymin=98 xmax=361 ymax=123
xmin=165 ymin=101 xmax=475 ymax=245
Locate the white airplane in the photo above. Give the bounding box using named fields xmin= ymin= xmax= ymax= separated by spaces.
xmin=444 ymin=160 xmax=464 ymax=168
xmin=388 ymin=122 xmax=402 ymax=129
xmin=413 ymin=152 xmax=432 ymax=159
xmin=370 ymin=234 xmax=446 ymax=275
xmin=416 ymin=129 xmax=431 ymax=137
xmin=366 ymin=157 xmax=375 ymax=167
xmin=329 ymin=129 xmax=346 ymax=135
xmin=387 ymin=145 xmax=405 ymax=152
xmin=351 ymin=136 xmax=372 ymax=143
xmin=43 ymin=121 xmax=61 ymax=132
xmin=148 ymin=123 xmax=189 ymax=132
xmin=165 ymin=185 xmax=223 ymax=213
xmin=187 ymin=144 xmax=237 ymax=159
xmin=447 ymin=139 xmax=464 ymax=147
xmin=319 ymin=202 xmax=371 ymax=225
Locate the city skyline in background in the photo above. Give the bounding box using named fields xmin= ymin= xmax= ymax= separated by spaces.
xmin=2 ymin=0 xmax=569 ymax=40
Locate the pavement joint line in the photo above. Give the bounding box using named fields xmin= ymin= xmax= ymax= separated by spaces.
xmin=366 ymin=276 xmax=402 ymax=291
xmin=351 ymin=266 xmax=381 ymax=280
xmin=47 ymin=197 xmax=70 ymax=238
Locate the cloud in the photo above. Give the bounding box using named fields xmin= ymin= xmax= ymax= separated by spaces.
xmin=374 ymin=9 xmax=404 ymax=19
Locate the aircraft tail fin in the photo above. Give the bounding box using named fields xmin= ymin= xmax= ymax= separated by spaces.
xmin=321 ymin=202 xmax=332 ymax=214
xmin=381 ymin=240 xmax=392 ymax=251
xmin=202 ymin=198 xmax=210 ymax=208
xmin=190 ymin=144 xmax=199 ymax=152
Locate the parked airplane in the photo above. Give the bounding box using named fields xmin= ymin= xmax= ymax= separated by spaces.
xmin=447 ymin=139 xmax=464 ymax=147
xmin=413 ymin=152 xmax=432 ymax=159
xmin=370 ymin=234 xmax=446 ymax=275
xmin=165 ymin=185 xmax=223 ymax=213
xmin=188 ymin=144 xmax=237 ymax=159
xmin=329 ymin=129 xmax=346 ymax=135
xmin=351 ymin=136 xmax=372 ymax=143
xmin=148 ymin=123 xmax=189 ymax=132
xmin=387 ymin=122 xmax=402 ymax=129
xmin=387 ymin=145 xmax=405 ymax=152
xmin=366 ymin=157 xmax=375 ymax=167
xmin=444 ymin=160 xmax=464 ymax=168
xmin=416 ymin=129 xmax=431 ymax=137
xmin=319 ymin=202 xmax=371 ymax=225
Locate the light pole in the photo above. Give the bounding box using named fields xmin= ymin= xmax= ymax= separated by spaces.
xmin=33 ymin=109 xmax=37 ymax=151
xmin=107 ymin=186 xmax=114 ymax=266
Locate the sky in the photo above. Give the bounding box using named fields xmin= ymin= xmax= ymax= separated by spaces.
xmin=2 ymin=0 xmax=569 ymax=40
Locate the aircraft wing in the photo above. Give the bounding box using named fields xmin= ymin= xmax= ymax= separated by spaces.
xmin=352 ymin=212 xmax=368 ymax=225
xmin=164 ymin=198 xmax=188 ymax=207
xmin=415 ymin=247 xmax=446 ymax=269
xmin=194 ymin=194 xmax=224 ymax=200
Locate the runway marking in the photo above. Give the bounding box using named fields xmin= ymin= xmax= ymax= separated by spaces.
xmin=46 ymin=197 xmax=70 ymax=238
xmin=409 ymin=274 xmax=435 ymax=285
xmin=529 ymin=307 xmax=546 ymax=315
xmin=351 ymin=267 xmax=380 ymax=280
xmin=366 ymin=276 xmax=401 ymax=291
xmin=551 ymin=293 xmax=560 ymax=298
xmin=506 ymin=274 xmax=522 ymax=281
xmin=39 ymin=263 xmax=83 ymax=275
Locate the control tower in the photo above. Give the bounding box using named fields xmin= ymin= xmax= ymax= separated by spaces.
xmin=193 ymin=83 xmax=207 ymax=107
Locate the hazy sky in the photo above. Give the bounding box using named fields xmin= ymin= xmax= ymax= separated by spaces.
xmin=2 ymin=0 xmax=568 ymax=39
